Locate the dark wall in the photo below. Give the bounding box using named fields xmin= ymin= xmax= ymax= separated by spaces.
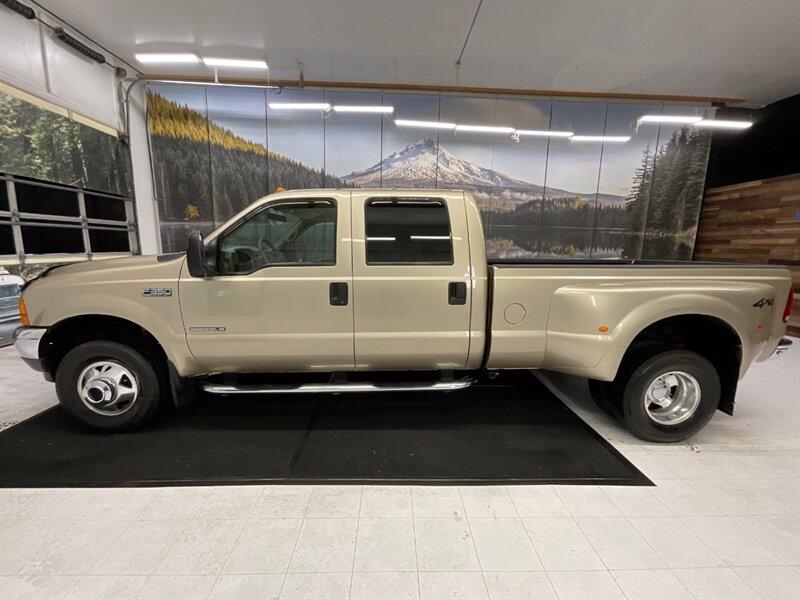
xmin=705 ymin=94 xmax=800 ymax=189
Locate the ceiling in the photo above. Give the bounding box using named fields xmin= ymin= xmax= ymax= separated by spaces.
xmin=36 ymin=0 xmax=800 ymax=106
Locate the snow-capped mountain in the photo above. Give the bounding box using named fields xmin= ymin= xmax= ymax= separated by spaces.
xmin=341 ymin=137 xmax=625 ymax=205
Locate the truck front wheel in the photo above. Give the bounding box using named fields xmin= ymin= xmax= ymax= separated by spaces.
xmin=55 ymin=341 xmax=163 ymax=431
xmin=620 ymin=350 xmax=720 ymax=442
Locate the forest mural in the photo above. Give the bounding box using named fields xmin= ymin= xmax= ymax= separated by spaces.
xmin=146 ymin=84 xmax=713 ymax=258
xmin=0 ymin=91 xmax=131 ymax=196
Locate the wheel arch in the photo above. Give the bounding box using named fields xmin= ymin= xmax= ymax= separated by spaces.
xmin=616 ymin=313 xmax=743 ymax=415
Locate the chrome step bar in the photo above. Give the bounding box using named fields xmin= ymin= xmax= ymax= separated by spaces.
xmin=203 ymin=378 xmax=475 ymax=395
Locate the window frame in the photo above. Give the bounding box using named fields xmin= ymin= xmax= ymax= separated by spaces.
xmin=216 ymin=198 xmax=338 ymax=275
xmin=364 ymin=197 xmax=454 ymax=267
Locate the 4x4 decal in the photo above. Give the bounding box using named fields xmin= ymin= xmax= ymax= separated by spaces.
xmin=752 ymin=297 xmax=775 ymax=308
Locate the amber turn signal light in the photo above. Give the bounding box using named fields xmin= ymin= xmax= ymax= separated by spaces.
xmin=598 ymin=326 xmax=609 ymax=333
xmin=19 ymin=295 xmax=30 ymax=327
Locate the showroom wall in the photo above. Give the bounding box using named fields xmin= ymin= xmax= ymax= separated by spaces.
xmin=697 ymin=94 xmax=800 ymax=337
xmin=147 ymin=84 xmax=716 ymax=260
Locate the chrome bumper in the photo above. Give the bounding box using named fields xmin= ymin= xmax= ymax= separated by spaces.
xmin=13 ymin=327 xmax=46 ymax=361
xmin=771 ymin=337 xmax=793 ymax=359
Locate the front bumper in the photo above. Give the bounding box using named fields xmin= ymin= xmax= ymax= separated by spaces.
xmin=13 ymin=327 xmax=46 ymax=373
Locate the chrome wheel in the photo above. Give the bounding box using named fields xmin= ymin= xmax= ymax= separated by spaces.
xmin=643 ymin=370 xmax=701 ymax=426
xmin=77 ymin=361 xmax=139 ymax=416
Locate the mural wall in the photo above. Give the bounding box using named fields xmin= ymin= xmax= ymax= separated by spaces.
xmin=147 ymin=85 xmax=713 ymax=259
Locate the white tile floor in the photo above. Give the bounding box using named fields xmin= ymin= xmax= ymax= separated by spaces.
xmin=0 ymin=343 xmax=798 ymax=599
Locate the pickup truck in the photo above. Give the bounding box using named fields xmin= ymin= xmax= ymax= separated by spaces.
xmin=14 ymin=189 xmax=793 ymax=442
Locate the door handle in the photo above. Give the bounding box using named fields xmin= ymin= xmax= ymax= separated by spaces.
xmin=329 ymin=282 xmax=348 ymax=306
xmin=448 ymin=281 xmax=467 ymax=305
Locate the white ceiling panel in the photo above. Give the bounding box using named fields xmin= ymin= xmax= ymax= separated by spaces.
xmin=33 ymin=0 xmax=800 ymax=106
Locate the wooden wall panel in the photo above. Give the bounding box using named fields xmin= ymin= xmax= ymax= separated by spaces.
xmin=695 ymin=173 xmax=800 ymax=337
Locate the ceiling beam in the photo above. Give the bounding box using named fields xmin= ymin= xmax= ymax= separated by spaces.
xmin=135 ymin=74 xmax=744 ymax=105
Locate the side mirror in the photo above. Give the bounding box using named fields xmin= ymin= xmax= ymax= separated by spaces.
xmin=186 ymin=232 xmax=208 ymax=278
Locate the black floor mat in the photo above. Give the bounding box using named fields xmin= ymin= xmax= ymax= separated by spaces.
xmin=0 ymin=372 xmax=650 ymax=487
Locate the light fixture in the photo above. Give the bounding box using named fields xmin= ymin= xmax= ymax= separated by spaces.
xmin=135 ymin=53 xmax=201 ymax=64
xmin=570 ymin=135 xmax=631 ymax=142
xmin=694 ymin=119 xmax=753 ymax=130
xmin=367 ymin=237 xmax=396 ymax=241
xmin=515 ymin=129 xmax=574 ymax=138
xmin=333 ymin=106 xmax=394 ymax=113
xmin=410 ymin=235 xmax=450 ymax=240
xmin=53 ymin=27 xmax=106 ymax=64
xmin=395 ymin=119 xmax=457 ymax=130
xmin=203 ymin=57 xmax=268 ymax=69
xmin=269 ymin=102 xmax=332 ymax=110
xmin=637 ymin=115 xmax=702 ymax=125
xmin=455 ymin=124 xmax=515 ymax=134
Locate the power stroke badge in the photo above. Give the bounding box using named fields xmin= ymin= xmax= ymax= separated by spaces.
xmin=141 ymin=287 xmax=173 ymax=297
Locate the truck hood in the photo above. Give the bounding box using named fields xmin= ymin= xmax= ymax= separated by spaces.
xmin=38 ymin=254 xmax=184 ymax=280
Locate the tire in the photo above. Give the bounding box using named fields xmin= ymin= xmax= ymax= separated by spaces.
xmin=587 ymin=379 xmax=621 ymax=418
xmin=620 ymin=350 xmax=720 ymax=443
xmin=55 ymin=340 xmax=164 ymax=431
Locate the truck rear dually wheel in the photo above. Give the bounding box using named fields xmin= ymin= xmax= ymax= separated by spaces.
xmin=55 ymin=341 xmax=163 ymax=431
xmin=620 ymin=350 xmax=720 ymax=443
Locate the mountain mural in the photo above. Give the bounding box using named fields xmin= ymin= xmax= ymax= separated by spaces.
xmin=342 ymin=137 xmax=625 ymax=206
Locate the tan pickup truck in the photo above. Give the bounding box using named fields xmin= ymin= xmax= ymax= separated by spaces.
xmin=14 ymin=189 xmax=793 ymax=441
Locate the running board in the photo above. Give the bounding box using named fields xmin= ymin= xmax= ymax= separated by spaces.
xmin=202 ymin=378 xmax=475 ymax=395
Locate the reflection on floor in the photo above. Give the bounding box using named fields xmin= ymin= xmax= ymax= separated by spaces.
xmin=0 ymin=343 xmax=798 ymax=600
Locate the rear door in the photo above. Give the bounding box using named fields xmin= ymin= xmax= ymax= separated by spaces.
xmin=350 ymin=192 xmax=472 ymax=370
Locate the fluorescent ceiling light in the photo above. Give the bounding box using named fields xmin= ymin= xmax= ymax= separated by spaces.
xmin=571 ymin=135 xmax=631 ymax=142
xmin=694 ymin=119 xmax=753 ymax=129
xmin=515 ymin=129 xmax=573 ymax=138
xmin=410 ymin=235 xmax=450 ymax=240
xmin=333 ymin=105 xmax=394 ymax=113
xmin=638 ymin=115 xmax=702 ymax=124
xmin=135 ymin=53 xmax=200 ymax=64
xmin=394 ymin=119 xmax=457 ymax=130
xmin=455 ymin=124 xmax=515 ymax=134
xmin=367 ymin=237 xmax=396 ymax=241
xmin=202 ymin=57 xmax=268 ymax=69
xmin=269 ymin=102 xmax=331 ymax=110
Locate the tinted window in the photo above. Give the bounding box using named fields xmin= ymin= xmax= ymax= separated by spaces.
xmin=89 ymin=228 xmax=130 ymax=252
xmin=0 ymin=223 xmax=14 ymax=255
xmin=0 ymin=182 xmax=8 ymax=212
xmin=85 ymin=194 xmax=127 ymax=221
xmin=15 ymin=183 xmax=80 ymax=217
xmin=365 ymin=199 xmax=453 ymax=264
xmin=21 ymin=224 xmax=84 ymax=253
xmin=218 ymin=200 xmax=336 ymax=274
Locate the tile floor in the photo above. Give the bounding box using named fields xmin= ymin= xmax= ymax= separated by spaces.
xmin=0 ymin=342 xmax=798 ymax=599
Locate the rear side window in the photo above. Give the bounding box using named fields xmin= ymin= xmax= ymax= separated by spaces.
xmin=365 ymin=199 xmax=453 ymax=264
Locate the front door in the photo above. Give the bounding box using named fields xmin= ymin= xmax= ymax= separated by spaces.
xmin=179 ymin=193 xmax=354 ymax=373
xmin=350 ymin=192 xmax=472 ymax=370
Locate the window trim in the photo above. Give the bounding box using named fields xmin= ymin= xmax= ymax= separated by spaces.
xmin=216 ymin=198 xmax=338 ymax=275
xmin=364 ymin=197 xmax=455 ymax=267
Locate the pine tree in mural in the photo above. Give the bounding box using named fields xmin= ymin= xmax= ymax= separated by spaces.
xmin=622 ymin=128 xmax=711 ymax=259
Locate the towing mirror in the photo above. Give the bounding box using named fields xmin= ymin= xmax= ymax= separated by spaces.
xmin=186 ymin=232 xmax=208 ymax=278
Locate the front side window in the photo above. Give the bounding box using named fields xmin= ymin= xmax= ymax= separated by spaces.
xmin=365 ymin=199 xmax=453 ymax=264
xmin=218 ymin=200 xmax=336 ymax=274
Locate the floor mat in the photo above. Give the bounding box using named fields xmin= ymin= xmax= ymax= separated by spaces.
xmin=0 ymin=372 xmax=650 ymax=487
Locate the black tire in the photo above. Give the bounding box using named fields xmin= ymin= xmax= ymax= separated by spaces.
xmin=587 ymin=379 xmax=621 ymax=418
xmin=55 ymin=341 xmax=164 ymax=431
xmin=620 ymin=350 xmax=720 ymax=443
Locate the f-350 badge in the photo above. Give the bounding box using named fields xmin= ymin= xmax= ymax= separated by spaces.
xmin=141 ymin=287 xmax=173 ymax=297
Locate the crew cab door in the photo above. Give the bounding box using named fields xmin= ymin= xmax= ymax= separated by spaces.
xmin=351 ymin=192 xmax=472 ymax=370
xmin=179 ymin=193 xmax=354 ymax=372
